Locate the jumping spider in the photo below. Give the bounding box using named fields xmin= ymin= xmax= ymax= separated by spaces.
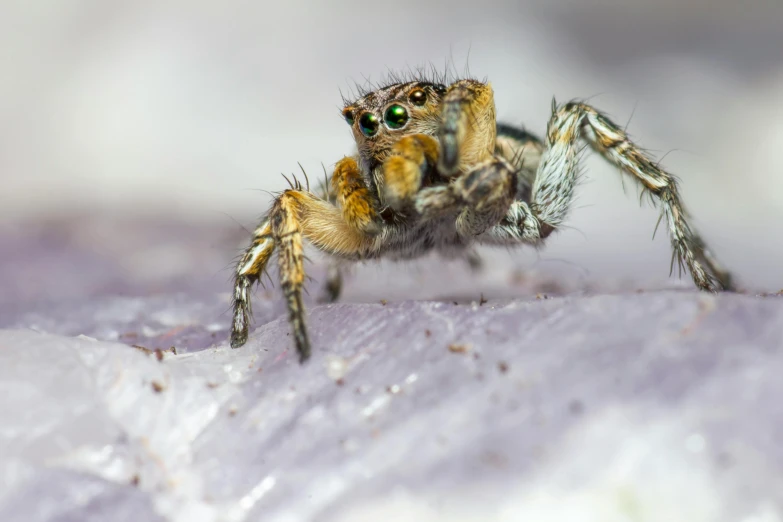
xmin=230 ymin=73 xmax=734 ymax=362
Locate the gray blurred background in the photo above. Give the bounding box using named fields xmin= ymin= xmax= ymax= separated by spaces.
xmin=1 ymin=0 xmax=782 ymax=297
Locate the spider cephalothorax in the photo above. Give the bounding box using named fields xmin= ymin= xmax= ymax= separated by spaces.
xmin=229 ymin=72 xmax=734 ymax=362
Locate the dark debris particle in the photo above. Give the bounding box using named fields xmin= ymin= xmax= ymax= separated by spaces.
xmin=130 ymin=475 xmax=140 ymax=487
xmin=151 ymin=381 xmax=166 ymax=393
xmin=425 ymin=329 xmax=432 ymax=337
xmin=498 ymin=361 xmax=509 ymax=374
xmin=132 ymin=345 xmax=154 ymax=355
xmin=380 ymin=299 xmax=388 ymax=305
xmin=716 ymin=451 xmax=734 ymax=469
xmin=134 ymin=345 xmax=176 ymax=360
xmin=335 ymin=378 xmax=345 ymax=386
xmin=568 ymin=399 xmax=585 ymax=415
xmin=481 ymin=451 xmax=508 ymax=469
xmin=479 ymin=293 xmax=488 ymax=306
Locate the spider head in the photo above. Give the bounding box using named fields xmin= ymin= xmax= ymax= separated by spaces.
xmin=342 ymin=81 xmax=448 ymax=167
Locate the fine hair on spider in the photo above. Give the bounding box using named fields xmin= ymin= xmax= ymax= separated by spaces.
xmin=229 ymin=66 xmax=734 ymax=363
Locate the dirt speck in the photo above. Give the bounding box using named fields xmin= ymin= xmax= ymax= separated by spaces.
xmin=568 ymin=399 xmax=585 ymax=415
xmin=132 ymin=345 xmax=154 ymax=355
xmin=448 ymin=343 xmax=471 ymax=354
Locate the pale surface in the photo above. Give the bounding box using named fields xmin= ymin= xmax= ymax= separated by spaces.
xmin=2 ymin=218 xmax=782 ymax=521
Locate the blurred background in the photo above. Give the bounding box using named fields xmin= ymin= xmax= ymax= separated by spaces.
xmin=1 ymin=0 xmax=782 ymax=306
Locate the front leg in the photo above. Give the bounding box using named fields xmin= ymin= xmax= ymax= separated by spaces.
xmin=332 ymin=156 xmax=381 ymax=234
xmin=438 ymin=79 xmax=497 ymax=176
xmin=231 ymin=179 xmax=379 ymax=362
xmin=381 ymin=134 xmax=440 ymax=210
xmin=415 ymin=156 xmax=517 ymax=237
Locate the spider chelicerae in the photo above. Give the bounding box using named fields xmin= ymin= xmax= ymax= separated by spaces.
xmin=229 ymin=71 xmax=734 ymax=362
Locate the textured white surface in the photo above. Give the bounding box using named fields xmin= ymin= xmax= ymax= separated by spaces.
xmin=2 ymin=289 xmax=782 ymax=521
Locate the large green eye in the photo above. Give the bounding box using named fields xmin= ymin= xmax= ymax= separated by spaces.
xmin=384 ymin=104 xmax=408 ymax=129
xmin=359 ymin=112 xmax=379 ymax=137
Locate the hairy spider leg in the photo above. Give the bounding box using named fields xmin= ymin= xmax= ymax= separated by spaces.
xmin=231 ymin=183 xmax=378 ymax=360
xmin=437 ymin=79 xmax=497 ymax=176
xmin=231 ymin=219 xmax=274 ymax=349
xmin=381 ymin=134 xmax=440 ymax=210
xmin=480 ymin=101 xmax=732 ymax=291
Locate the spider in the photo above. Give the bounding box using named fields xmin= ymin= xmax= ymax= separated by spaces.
xmin=229 ymin=73 xmax=734 ymax=362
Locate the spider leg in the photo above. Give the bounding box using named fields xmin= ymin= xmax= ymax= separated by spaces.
xmin=438 ymin=79 xmax=497 ymax=177
xmin=464 ymin=248 xmax=483 ymax=271
xmin=381 ymin=134 xmax=440 ymax=210
xmin=231 ymin=186 xmax=378 ymax=361
xmin=414 ymin=155 xmax=517 ymax=237
xmin=575 ymin=102 xmax=733 ymax=289
xmin=478 ymin=200 xmax=547 ymax=245
xmin=332 ymin=156 xmax=381 ymax=234
xmin=480 ymin=101 xmax=732 ymax=291
xmin=231 ymin=219 xmax=275 ymax=349
xmin=317 ymin=262 xmax=343 ymax=304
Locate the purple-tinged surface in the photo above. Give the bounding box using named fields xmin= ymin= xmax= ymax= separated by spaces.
xmin=0 ymin=218 xmax=781 ymax=521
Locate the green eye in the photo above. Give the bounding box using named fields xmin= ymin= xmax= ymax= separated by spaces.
xmin=343 ymin=109 xmax=355 ymax=125
xmin=359 ymin=112 xmax=379 ymax=137
xmin=384 ymin=104 xmax=408 ymax=129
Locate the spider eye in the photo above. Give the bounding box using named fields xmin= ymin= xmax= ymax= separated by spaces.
xmin=343 ymin=109 xmax=355 ymax=125
xmin=384 ymin=104 xmax=408 ymax=129
xmin=409 ymin=89 xmax=426 ymax=106
xmin=359 ymin=112 xmax=379 ymax=137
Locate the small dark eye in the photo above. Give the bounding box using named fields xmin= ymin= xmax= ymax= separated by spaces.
xmin=343 ymin=109 xmax=355 ymax=125
xmin=409 ymin=89 xmax=426 ymax=106
xmin=384 ymin=104 xmax=408 ymax=129
xmin=359 ymin=112 xmax=379 ymax=137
